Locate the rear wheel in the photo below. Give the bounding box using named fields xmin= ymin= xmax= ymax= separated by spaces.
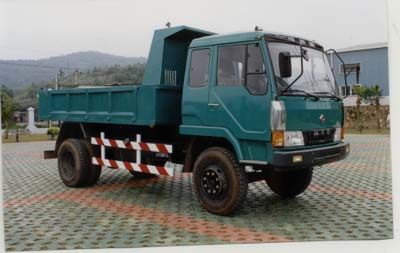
xmin=85 ymin=163 xmax=101 ymax=186
xmin=57 ymin=139 xmax=100 ymax=187
xmin=265 ymin=168 xmax=313 ymax=198
xmin=192 ymin=147 xmax=248 ymax=216
xmin=83 ymin=140 xmax=101 ymax=186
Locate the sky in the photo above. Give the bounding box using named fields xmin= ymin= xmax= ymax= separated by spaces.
xmin=0 ymin=0 xmax=388 ymax=60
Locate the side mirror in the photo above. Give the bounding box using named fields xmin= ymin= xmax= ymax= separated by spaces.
xmin=279 ymin=52 xmax=292 ymax=78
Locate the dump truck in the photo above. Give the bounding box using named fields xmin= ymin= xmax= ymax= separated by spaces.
xmin=39 ymin=26 xmax=350 ymax=215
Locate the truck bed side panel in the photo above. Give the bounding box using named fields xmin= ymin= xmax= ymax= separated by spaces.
xmin=39 ymin=85 xmax=181 ymax=126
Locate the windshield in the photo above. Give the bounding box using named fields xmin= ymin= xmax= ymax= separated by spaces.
xmin=267 ymin=42 xmax=338 ymax=95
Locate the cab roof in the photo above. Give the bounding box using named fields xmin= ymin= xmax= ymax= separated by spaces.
xmin=190 ymin=31 xmax=323 ymax=50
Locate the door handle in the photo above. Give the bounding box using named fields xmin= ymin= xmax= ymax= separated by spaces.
xmin=208 ymin=103 xmax=220 ymax=108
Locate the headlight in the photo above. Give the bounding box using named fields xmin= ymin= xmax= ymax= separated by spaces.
xmin=284 ymin=131 xmax=304 ymax=146
xmin=334 ymin=128 xmax=342 ymax=141
xmin=272 ymin=131 xmax=304 ymax=147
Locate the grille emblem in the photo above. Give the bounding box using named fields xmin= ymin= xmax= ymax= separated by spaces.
xmin=319 ymin=114 xmax=326 ymax=123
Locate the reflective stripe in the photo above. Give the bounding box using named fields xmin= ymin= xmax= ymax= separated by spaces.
xmin=91 ymin=137 xmax=172 ymax=154
xmin=91 ymin=157 xmax=174 ymax=176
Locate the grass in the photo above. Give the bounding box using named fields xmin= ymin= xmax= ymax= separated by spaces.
xmin=2 ymin=133 xmax=56 ymax=143
xmin=345 ymin=128 xmax=390 ymax=135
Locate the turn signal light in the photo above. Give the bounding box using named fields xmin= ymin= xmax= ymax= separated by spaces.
xmin=341 ymin=127 xmax=345 ymax=140
xmin=272 ymin=130 xmax=284 ymax=148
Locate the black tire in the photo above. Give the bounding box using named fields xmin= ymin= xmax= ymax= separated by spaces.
xmin=192 ymin=147 xmax=248 ymax=216
xmin=265 ymin=168 xmax=313 ymax=198
xmin=83 ymin=140 xmax=102 ymax=186
xmin=57 ymin=139 xmax=98 ymax=187
xmin=85 ymin=163 xmax=102 ymax=186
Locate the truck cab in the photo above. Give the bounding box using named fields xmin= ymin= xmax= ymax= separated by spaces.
xmin=181 ymin=31 xmax=349 ymax=170
xmin=39 ymin=26 xmax=349 ymax=216
xmin=179 ymin=31 xmax=349 ymax=214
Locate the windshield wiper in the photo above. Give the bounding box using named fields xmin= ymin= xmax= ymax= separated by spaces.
xmin=281 ymin=89 xmax=319 ymax=100
xmin=313 ymin=91 xmax=341 ymax=101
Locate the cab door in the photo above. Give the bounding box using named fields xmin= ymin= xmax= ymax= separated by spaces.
xmin=207 ymin=42 xmax=270 ymax=141
xmin=181 ymin=47 xmax=212 ymax=126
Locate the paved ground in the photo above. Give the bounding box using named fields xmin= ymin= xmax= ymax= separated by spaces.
xmin=2 ymin=134 xmax=393 ymax=251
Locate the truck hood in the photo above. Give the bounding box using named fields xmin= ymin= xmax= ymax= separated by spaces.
xmin=280 ymin=96 xmax=343 ymax=131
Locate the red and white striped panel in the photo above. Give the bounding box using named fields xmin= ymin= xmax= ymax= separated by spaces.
xmin=92 ymin=157 xmax=174 ymax=176
xmin=91 ymin=137 xmax=172 ymax=154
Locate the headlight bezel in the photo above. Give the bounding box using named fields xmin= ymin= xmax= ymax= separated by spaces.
xmin=270 ymin=101 xmax=286 ymax=131
xmin=284 ymin=131 xmax=305 ymax=147
xmin=334 ymin=127 xmax=342 ymax=142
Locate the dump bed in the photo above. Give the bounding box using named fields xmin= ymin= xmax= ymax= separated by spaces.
xmin=38 ymin=85 xmax=181 ymax=126
xmin=38 ymin=26 xmax=214 ymax=127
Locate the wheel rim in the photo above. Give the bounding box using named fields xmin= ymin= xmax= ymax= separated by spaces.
xmin=200 ymin=165 xmax=227 ymax=201
xmin=61 ymin=151 xmax=76 ymax=181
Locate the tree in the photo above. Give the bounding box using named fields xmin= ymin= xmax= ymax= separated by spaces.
xmin=1 ymin=88 xmax=18 ymax=139
xmin=1 ymin=85 xmax=13 ymax=97
xmin=352 ymin=85 xmax=364 ymax=132
xmin=14 ymin=83 xmax=40 ymax=110
xmin=370 ymin=85 xmax=382 ymax=132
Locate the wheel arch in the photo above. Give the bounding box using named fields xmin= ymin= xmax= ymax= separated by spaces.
xmin=183 ymin=135 xmax=241 ymax=172
xmin=55 ymin=122 xmax=86 ymax=154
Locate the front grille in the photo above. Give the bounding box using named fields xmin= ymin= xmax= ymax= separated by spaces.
xmin=302 ymin=128 xmax=335 ymax=146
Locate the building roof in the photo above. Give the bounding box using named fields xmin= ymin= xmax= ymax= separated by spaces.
xmin=337 ymin=42 xmax=388 ymax=53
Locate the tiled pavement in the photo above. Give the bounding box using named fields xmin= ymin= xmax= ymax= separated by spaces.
xmin=1 ymin=135 xmax=393 ymax=251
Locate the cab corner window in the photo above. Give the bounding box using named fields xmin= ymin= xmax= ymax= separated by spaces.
xmin=246 ymin=44 xmax=267 ymax=95
xmin=247 ymin=44 xmax=265 ymax=73
xmin=189 ymin=49 xmax=210 ymax=87
xmin=217 ymin=44 xmax=267 ymax=95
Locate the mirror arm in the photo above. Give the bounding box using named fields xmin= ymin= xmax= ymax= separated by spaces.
xmin=279 ymin=44 xmax=304 ymax=96
xmin=325 ymin=48 xmax=348 ymax=98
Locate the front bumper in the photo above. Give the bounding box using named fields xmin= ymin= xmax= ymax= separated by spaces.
xmin=272 ymin=142 xmax=350 ymax=169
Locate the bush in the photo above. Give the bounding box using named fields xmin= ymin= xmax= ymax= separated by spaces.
xmin=353 ymin=84 xmax=382 ymax=132
xmin=47 ymin=127 xmax=60 ymax=140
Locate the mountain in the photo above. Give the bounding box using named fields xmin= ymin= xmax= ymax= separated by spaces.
xmin=9 ymin=64 xmax=146 ymax=110
xmin=0 ymin=51 xmax=146 ymax=90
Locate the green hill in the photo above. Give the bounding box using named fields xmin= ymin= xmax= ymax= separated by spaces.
xmin=61 ymin=64 xmax=146 ymax=88
xmin=10 ymin=63 xmax=146 ymax=110
xmin=0 ymin=51 xmax=146 ymax=89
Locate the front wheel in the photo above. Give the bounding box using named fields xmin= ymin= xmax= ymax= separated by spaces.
xmin=192 ymin=147 xmax=248 ymax=216
xmin=265 ymin=168 xmax=313 ymax=198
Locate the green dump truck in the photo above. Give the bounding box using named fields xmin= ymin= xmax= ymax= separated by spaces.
xmin=39 ymin=26 xmax=350 ymax=215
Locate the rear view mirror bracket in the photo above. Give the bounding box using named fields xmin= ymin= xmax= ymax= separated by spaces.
xmin=325 ymin=49 xmax=349 ymax=98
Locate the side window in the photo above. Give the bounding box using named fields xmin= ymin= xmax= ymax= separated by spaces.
xmin=246 ymin=44 xmax=267 ymax=95
xmin=217 ymin=45 xmax=246 ymax=86
xmin=217 ymin=43 xmax=267 ymax=95
xmin=189 ymin=49 xmax=210 ymax=87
